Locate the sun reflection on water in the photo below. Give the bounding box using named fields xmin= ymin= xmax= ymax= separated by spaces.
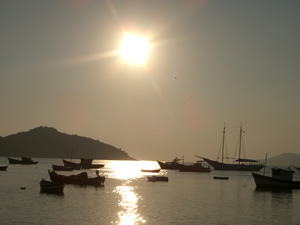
xmin=114 ymin=183 xmax=146 ymax=225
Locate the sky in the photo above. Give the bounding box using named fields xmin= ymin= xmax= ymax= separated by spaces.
xmin=0 ymin=0 xmax=299 ymax=162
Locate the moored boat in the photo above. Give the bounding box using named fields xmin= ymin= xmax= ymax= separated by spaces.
xmin=213 ymin=176 xmax=229 ymax=180
xmin=179 ymin=160 xmax=211 ymax=173
xmin=147 ymin=176 xmax=169 ymax=182
xmin=40 ymin=179 xmax=65 ymax=194
xmin=52 ymin=164 xmax=73 ymax=171
xmin=199 ymin=123 xmax=264 ymax=171
xmin=8 ymin=157 xmax=38 ymax=165
xmin=0 ymin=166 xmax=8 ymax=171
xmin=252 ymin=167 xmax=300 ymax=189
xmin=80 ymin=158 xmax=105 ymax=169
xmin=141 ymin=169 xmax=160 ymax=173
xmin=62 ymin=159 xmax=82 ymax=170
xmin=157 ymin=156 xmax=184 ymax=170
xmin=48 ymin=170 xmax=105 ymax=186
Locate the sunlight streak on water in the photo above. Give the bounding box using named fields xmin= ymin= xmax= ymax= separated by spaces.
xmin=98 ymin=160 xmax=160 ymax=180
xmin=114 ymin=182 xmax=146 ymax=225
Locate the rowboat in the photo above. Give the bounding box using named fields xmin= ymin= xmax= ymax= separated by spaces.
xmin=147 ymin=176 xmax=169 ymax=182
xmin=48 ymin=170 xmax=105 ymax=186
xmin=40 ymin=179 xmax=64 ymax=194
xmin=52 ymin=164 xmax=73 ymax=171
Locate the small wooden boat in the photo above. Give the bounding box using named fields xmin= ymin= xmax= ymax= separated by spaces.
xmin=140 ymin=169 xmax=160 ymax=173
xmin=179 ymin=160 xmax=211 ymax=173
xmin=80 ymin=158 xmax=105 ymax=169
xmin=147 ymin=176 xmax=169 ymax=182
xmin=62 ymin=159 xmax=82 ymax=170
xmin=8 ymin=157 xmax=38 ymax=165
xmin=40 ymin=179 xmax=64 ymax=194
xmin=252 ymin=167 xmax=300 ymax=189
xmin=0 ymin=166 xmax=8 ymax=171
xmin=213 ymin=176 xmax=229 ymax=180
xmin=48 ymin=170 xmax=105 ymax=186
xmin=52 ymin=164 xmax=73 ymax=171
xmin=62 ymin=159 xmax=104 ymax=169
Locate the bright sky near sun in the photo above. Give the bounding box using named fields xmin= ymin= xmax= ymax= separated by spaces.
xmin=0 ymin=0 xmax=299 ymax=161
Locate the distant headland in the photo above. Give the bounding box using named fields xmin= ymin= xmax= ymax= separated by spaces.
xmin=0 ymin=126 xmax=135 ymax=160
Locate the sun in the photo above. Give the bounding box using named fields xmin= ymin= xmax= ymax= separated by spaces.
xmin=120 ymin=34 xmax=149 ymax=65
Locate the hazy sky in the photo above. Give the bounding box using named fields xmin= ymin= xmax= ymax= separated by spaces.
xmin=1 ymin=0 xmax=299 ymax=161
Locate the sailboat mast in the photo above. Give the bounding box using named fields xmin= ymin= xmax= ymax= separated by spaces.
xmin=222 ymin=124 xmax=226 ymax=163
xmin=238 ymin=123 xmax=243 ymax=164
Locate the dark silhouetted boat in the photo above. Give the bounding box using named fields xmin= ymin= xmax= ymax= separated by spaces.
xmin=157 ymin=156 xmax=184 ymax=170
xmin=40 ymin=179 xmax=65 ymax=194
xmin=213 ymin=176 xmax=229 ymax=180
xmin=79 ymin=158 xmax=105 ymax=169
xmin=0 ymin=166 xmax=8 ymax=171
xmin=199 ymin=123 xmax=264 ymax=171
xmin=8 ymin=157 xmax=38 ymax=165
xmin=147 ymin=176 xmax=169 ymax=182
xmin=179 ymin=160 xmax=211 ymax=173
xmin=62 ymin=159 xmax=82 ymax=170
xmin=48 ymin=170 xmax=105 ymax=186
xmin=141 ymin=169 xmax=161 ymax=173
xmin=52 ymin=164 xmax=73 ymax=171
xmin=252 ymin=167 xmax=300 ymax=189
xmin=62 ymin=159 xmax=104 ymax=169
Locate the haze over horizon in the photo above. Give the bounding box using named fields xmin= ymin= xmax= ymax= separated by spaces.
xmin=1 ymin=1 xmax=299 ymax=162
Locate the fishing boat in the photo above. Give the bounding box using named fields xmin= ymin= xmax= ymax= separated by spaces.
xmin=179 ymin=160 xmax=211 ymax=172
xmin=62 ymin=159 xmax=104 ymax=169
xmin=140 ymin=169 xmax=161 ymax=173
xmin=79 ymin=158 xmax=105 ymax=169
xmin=157 ymin=156 xmax=184 ymax=170
xmin=198 ymin=123 xmax=264 ymax=171
xmin=48 ymin=170 xmax=105 ymax=186
xmin=40 ymin=179 xmax=65 ymax=194
xmin=252 ymin=167 xmax=300 ymax=189
xmin=8 ymin=157 xmax=38 ymax=165
xmin=62 ymin=159 xmax=82 ymax=170
xmin=147 ymin=176 xmax=169 ymax=182
xmin=0 ymin=166 xmax=8 ymax=171
xmin=52 ymin=164 xmax=73 ymax=171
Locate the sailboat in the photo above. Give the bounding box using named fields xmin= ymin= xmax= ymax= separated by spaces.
xmin=198 ymin=123 xmax=264 ymax=171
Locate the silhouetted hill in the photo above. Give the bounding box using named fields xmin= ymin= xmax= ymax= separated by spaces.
xmin=0 ymin=126 xmax=135 ymax=160
xmin=263 ymin=153 xmax=300 ymax=167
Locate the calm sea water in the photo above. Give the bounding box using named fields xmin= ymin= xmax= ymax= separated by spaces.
xmin=1 ymin=158 xmax=300 ymax=225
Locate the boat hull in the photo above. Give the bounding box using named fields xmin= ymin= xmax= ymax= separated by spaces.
xmin=147 ymin=176 xmax=169 ymax=182
xmin=202 ymin=158 xmax=263 ymax=171
xmin=40 ymin=179 xmax=64 ymax=194
xmin=252 ymin=173 xmax=300 ymax=189
xmin=48 ymin=170 xmax=105 ymax=186
xmin=157 ymin=161 xmax=181 ymax=170
xmin=141 ymin=169 xmax=160 ymax=173
xmin=0 ymin=166 xmax=8 ymax=171
xmin=62 ymin=159 xmax=104 ymax=169
xmin=179 ymin=164 xmax=211 ymax=173
xmin=8 ymin=157 xmax=38 ymax=165
xmin=52 ymin=164 xmax=73 ymax=171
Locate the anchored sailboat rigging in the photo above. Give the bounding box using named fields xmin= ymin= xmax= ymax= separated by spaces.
xmin=198 ymin=123 xmax=264 ymax=171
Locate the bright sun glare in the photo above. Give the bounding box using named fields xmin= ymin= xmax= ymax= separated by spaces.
xmin=120 ymin=34 xmax=149 ymax=65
